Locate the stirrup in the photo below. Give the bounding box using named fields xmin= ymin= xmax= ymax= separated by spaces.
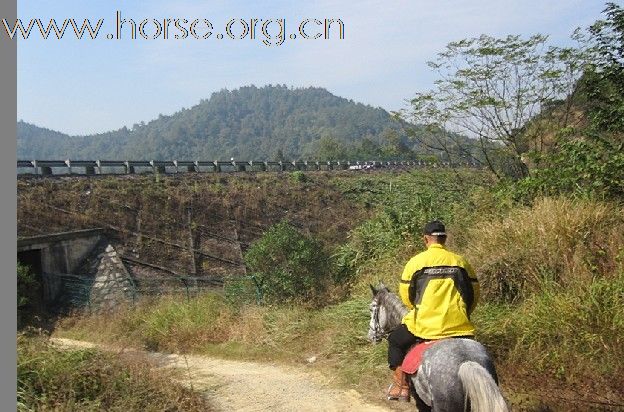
xmin=386 ymin=383 xmax=410 ymax=402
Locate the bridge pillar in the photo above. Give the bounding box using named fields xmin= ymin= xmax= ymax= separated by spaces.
xmin=40 ymin=166 xmax=52 ymax=176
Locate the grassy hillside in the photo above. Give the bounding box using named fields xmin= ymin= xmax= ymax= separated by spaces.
xmin=35 ymin=168 xmax=622 ymax=411
xmin=18 ymin=169 xmax=488 ymax=277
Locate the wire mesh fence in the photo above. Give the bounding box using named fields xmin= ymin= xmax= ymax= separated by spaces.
xmin=44 ymin=272 xmax=263 ymax=314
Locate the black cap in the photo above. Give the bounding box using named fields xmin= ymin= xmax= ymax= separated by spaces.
xmin=423 ymin=220 xmax=446 ymax=236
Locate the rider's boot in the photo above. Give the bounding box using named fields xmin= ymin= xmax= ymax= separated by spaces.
xmin=386 ymin=366 xmax=410 ymax=402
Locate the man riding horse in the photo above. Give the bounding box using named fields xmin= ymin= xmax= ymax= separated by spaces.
xmin=386 ymin=220 xmax=479 ymax=402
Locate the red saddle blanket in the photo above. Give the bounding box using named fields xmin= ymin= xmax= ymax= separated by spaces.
xmin=401 ymin=340 xmax=443 ymax=374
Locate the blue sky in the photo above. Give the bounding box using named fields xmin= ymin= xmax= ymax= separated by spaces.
xmin=16 ymin=0 xmax=609 ymax=135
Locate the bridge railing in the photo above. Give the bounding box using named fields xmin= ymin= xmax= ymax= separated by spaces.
xmin=17 ymin=159 xmax=480 ymax=176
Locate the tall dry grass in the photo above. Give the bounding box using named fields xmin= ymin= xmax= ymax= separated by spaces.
xmin=17 ymin=333 xmax=211 ymax=411
xmin=464 ymin=197 xmax=624 ymax=302
xmin=462 ymin=197 xmax=624 ymax=404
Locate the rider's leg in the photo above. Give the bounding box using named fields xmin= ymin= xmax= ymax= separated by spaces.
xmin=387 ymin=366 xmax=411 ymax=401
xmin=386 ymin=324 xmax=421 ymax=402
xmin=387 ymin=324 xmax=421 ymax=369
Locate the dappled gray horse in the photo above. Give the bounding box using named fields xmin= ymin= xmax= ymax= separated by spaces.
xmin=368 ymin=284 xmax=508 ymax=412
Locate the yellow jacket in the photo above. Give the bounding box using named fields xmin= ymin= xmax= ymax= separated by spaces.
xmin=399 ymin=243 xmax=479 ymax=339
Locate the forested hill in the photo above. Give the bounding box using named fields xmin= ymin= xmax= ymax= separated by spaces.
xmin=18 ymin=85 xmax=427 ymax=160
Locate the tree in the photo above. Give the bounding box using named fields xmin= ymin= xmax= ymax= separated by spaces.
xmin=381 ymin=129 xmax=413 ymax=160
xmin=398 ymin=34 xmax=586 ymax=179
xmin=580 ymin=2 xmax=624 ymax=133
xmin=354 ymin=137 xmax=383 ymax=160
xmin=274 ymin=148 xmax=286 ymax=162
xmin=514 ymin=3 xmax=624 ymax=200
xmin=316 ymin=135 xmax=348 ymax=160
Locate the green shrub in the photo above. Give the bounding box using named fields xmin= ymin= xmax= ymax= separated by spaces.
xmin=17 ymin=263 xmax=40 ymax=328
xmin=290 ymin=170 xmax=308 ymax=183
xmin=17 ymin=263 xmax=36 ymax=310
xmin=244 ymin=221 xmax=332 ymax=305
xmin=334 ymin=184 xmax=461 ymax=271
xmin=331 ymin=243 xmax=360 ymax=285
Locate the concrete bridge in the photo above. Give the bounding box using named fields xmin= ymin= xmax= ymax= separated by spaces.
xmin=17 ymin=229 xmax=107 ymax=313
xmin=17 ymin=227 xmax=232 ymax=316
xmin=17 ymin=159 xmax=478 ymax=176
xmin=18 ymin=228 xmax=105 ymax=276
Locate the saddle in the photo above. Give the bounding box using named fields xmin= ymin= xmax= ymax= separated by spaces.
xmin=401 ymin=340 xmax=443 ymax=374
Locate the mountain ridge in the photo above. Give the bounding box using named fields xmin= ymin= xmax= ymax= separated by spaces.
xmin=18 ymin=85 xmax=429 ymax=160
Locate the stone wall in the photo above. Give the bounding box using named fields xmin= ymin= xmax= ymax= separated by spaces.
xmin=89 ymin=245 xmax=135 ymax=311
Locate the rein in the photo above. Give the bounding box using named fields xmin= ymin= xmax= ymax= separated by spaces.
xmin=371 ymin=299 xmax=389 ymax=341
xmin=369 ymin=289 xmax=408 ymax=342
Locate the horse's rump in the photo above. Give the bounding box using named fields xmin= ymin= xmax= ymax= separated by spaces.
xmin=411 ymin=338 xmax=503 ymax=411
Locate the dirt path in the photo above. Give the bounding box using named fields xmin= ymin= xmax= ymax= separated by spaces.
xmin=52 ymin=338 xmax=395 ymax=412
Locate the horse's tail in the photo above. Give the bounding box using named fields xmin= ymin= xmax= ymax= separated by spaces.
xmin=458 ymin=361 xmax=509 ymax=412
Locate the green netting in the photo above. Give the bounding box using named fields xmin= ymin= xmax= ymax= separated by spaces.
xmin=45 ymin=272 xmax=262 ymax=313
xmin=223 ymin=275 xmax=263 ymax=306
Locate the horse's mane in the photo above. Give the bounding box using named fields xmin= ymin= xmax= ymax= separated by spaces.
xmin=376 ymin=288 xmax=409 ymax=329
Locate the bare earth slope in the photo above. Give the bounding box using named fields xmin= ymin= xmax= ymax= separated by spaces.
xmin=52 ymin=338 xmax=393 ymax=412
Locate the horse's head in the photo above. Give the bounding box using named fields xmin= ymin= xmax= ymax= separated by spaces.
xmin=367 ymin=283 xmax=391 ymax=344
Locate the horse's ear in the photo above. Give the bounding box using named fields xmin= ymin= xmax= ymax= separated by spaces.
xmin=378 ymin=282 xmax=390 ymax=292
xmin=369 ymin=284 xmax=377 ymax=296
